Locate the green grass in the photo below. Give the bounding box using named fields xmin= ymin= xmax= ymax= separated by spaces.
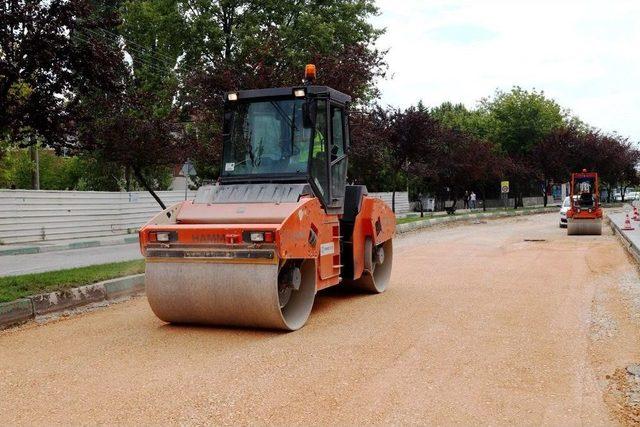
xmin=396 ymin=212 xmax=472 ymax=224
xmin=0 ymin=260 xmax=145 ymax=303
xmin=396 ymin=206 xmax=553 ymax=225
xmin=397 ymin=215 xmax=436 ymax=224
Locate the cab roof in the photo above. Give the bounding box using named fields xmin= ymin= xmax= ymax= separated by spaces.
xmin=227 ymin=85 xmax=351 ymax=105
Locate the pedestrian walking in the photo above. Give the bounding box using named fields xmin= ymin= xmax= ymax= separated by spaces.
xmin=470 ymin=191 xmax=477 ymax=209
xmin=463 ymin=191 xmax=469 ymax=209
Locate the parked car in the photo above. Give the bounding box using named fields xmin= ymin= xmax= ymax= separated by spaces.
xmin=614 ymin=189 xmax=637 ymax=202
xmin=559 ymin=196 xmax=571 ymax=228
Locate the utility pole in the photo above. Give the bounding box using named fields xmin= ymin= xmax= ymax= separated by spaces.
xmin=30 ymin=145 xmax=40 ymax=190
xmin=181 ymin=159 xmax=197 ymax=200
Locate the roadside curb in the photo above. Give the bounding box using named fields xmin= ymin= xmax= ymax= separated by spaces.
xmin=396 ymin=207 xmax=558 ymax=234
xmin=30 ymin=283 xmax=108 ymax=316
xmin=0 ymin=274 xmax=145 ymax=329
xmin=607 ymin=216 xmax=640 ymax=264
xmin=0 ymin=235 xmax=139 ymax=257
xmin=0 ymin=299 xmax=34 ymax=328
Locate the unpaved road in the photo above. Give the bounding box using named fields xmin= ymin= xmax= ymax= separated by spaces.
xmin=2 ymin=213 xmax=640 ymax=425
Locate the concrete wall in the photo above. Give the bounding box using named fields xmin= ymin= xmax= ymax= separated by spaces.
xmin=368 ymin=192 xmax=411 ymax=214
xmin=0 ymin=189 xmax=409 ymax=245
xmin=0 ymin=190 xmax=196 ymax=245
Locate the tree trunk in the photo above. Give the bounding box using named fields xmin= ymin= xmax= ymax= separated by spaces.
xmin=391 ymin=188 xmax=396 ymax=213
xmin=133 ymin=166 xmax=167 ymax=212
xmin=391 ymin=173 xmax=397 ymax=213
xmin=30 ymin=146 xmax=40 ymax=190
xmin=543 ymin=179 xmax=548 ymax=207
xmin=125 ymin=166 xmax=131 ymax=192
xmin=482 ymin=186 xmax=487 ymax=212
xmin=222 ymin=6 xmax=234 ymax=60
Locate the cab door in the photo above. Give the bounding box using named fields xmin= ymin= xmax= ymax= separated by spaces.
xmin=328 ymin=103 xmax=348 ymax=211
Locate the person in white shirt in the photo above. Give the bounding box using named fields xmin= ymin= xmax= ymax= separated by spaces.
xmin=469 ymin=191 xmax=477 ymax=209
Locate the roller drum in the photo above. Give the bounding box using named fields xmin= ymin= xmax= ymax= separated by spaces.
xmin=566 ymin=218 xmax=602 ymax=235
xmin=346 ymin=239 xmax=393 ymax=293
xmin=145 ymin=260 xmax=316 ymax=331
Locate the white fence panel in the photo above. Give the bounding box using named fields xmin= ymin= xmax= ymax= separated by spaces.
xmin=0 ymin=189 xmax=407 ymax=244
xmin=0 ymin=190 xmax=195 ymax=245
xmin=368 ymin=192 xmax=410 ymax=214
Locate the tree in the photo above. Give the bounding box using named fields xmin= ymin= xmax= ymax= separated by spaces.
xmin=481 ymin=87 xmax=565 ymax=208
xmin=1 ymin=0 xmax=124 ymax=149
xmin=75 ymin=89 xmax=194 ymax=207
xmin=465 ymin=138 xmax=509 ymax=211
xmin=2 ymin=0 xmax=387 ymax=196
xmin=71 ymin=0 xmax=196 ymax=199
xmin=348 ymin=106 xmax=392 ymax=192
xmin=431 ymin=101 xmax=489 ymax=140
xmin=174 ymin=0 xmax=386 ymax=181
xmin=530 ymin=125 xmax=580 ymax=206
xmin=566 ymin=130 xmax=640 ymax=202
xmin=386 ymin=107 xmax=441 ymax=212
xmin=175 ymin=0 xmax=383 ymax=91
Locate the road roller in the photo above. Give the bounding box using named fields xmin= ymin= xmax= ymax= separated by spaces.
xmin=138 ymin=65 xmax=396 ymax=330
xmin=566 ymin=169 xmax=602 ymax=235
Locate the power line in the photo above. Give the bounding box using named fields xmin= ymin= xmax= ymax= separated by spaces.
xmin=83 ymin=25 xmax=193 ymax=75
xmin=73 ymin=30 xmax=176 ymax=77
xmin=96 ymin=26 xmax=179 ymax=66
xmin=79 ymin=27 xmax=177 ymax=72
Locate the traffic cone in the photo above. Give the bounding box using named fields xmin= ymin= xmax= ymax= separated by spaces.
xmin=623 ymin=214 xmax=635 ymax=230
xmin=634 ymin=207 xmax=639 ymax=221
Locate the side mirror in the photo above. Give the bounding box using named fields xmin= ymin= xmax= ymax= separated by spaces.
xmin=302 ymin=99 xmax=317 ymax=128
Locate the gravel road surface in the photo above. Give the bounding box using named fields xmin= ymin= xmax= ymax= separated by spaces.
xmin=0 ymin=243 xmax=141 ymax=277
xmin=2 ymin=213 xmax=639 ymax=425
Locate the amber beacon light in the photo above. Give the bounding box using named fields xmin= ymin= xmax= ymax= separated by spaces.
xmin=304 ymin=64 xmax=316 ymax=83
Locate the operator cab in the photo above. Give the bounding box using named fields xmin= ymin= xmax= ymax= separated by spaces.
xmin=572 ymin=173 xmax=597 ymax=209
xmin=221 ymin=80 xmax=351 ymax=214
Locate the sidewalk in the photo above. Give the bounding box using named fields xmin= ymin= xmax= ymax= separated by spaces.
xmin=396 ymin=204 xmax=562 ymax=219
xmin=396 ymin=206 xmax=559 ymax=233
xmin=0 ymin=241 xmax=142 ymax=277
xmin=0 ymin=234 xmax=139 ymax=257
xmin=608 ymin=208 xmax=640 ymax=262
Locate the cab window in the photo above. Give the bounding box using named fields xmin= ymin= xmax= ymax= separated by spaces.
xmin=331 ymin=106 xmax=345 ymax=160
xmin=330 ymin=105 xmax=347 ymax=204
xmin=309 ymin=100 xmax=328 ymax=198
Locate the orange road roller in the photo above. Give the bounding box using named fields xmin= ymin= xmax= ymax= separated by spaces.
xmin=566 ymin=169 xmax=603 ymax=235
xmin=139 ymin=66 xmax=396 ymax=330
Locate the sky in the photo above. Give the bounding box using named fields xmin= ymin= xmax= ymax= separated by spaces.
xmin=372 ymin=0 xmax=640 ymax=141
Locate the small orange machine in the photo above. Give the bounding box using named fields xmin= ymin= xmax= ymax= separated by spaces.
xmin=566 ymin=169 xmax=602 ymax=235
xmin=139 ymin=66 xmax=396 ymax=330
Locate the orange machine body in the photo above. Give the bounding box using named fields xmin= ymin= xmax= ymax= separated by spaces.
xmin=139 ymin=193 xmax=395 ymax=292
xmin=139 ymin=78 xmax=396 ymax=330
xmin=566 ymin=170 xmax=602 ymax=220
